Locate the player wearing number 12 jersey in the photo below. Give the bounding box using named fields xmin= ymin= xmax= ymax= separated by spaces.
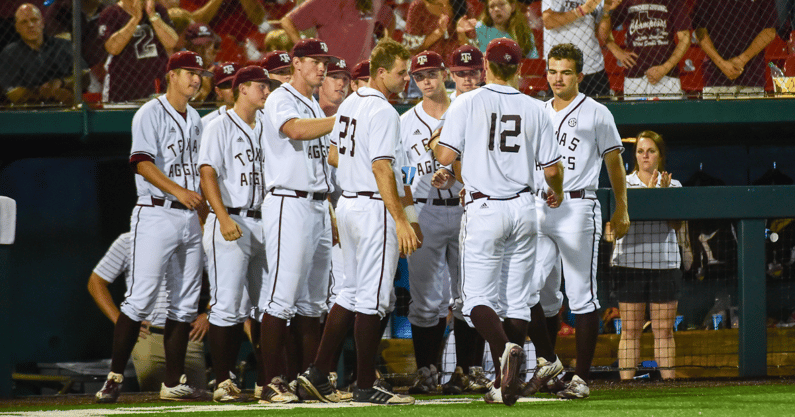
xmin=432 ymin=38 xmax=564 ymax=406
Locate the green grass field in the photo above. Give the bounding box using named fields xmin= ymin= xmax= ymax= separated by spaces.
xmin=2 ymin=382 xmax=794 ymax=417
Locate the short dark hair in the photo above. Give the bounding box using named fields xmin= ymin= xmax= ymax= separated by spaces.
xmin=232 ymin=81 xmax=252 ymax=101
xmin=548 ymin=43 xmax=584 ymax=74
xmin=369 ymin=38 xmax=410 ymax=75
xmin=487 ymin=61 xmax=518 ymax=81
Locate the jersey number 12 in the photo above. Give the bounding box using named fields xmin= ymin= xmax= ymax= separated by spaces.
xmin=488 ymin=113 xmax=521 ymax=153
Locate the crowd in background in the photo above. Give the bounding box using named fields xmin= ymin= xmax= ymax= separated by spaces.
xmin=0 ymin=0 xmax=793 ymax=105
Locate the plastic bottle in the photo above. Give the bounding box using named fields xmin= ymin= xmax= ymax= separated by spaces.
xmin=769 ymin=62 xmax=785 ymax=78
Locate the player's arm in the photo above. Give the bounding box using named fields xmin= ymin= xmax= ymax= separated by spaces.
xmin=604 ymin=148 xmax=630 ymax=239
xmin=400 ymin=185 xmax=423 ymax=249
xmin=279 ymin=14 xmax=303 ymax=45
xmin=432 ymin=143 xmax=457 ymax=167
xmin=145 ymin=1 xmax=178 ymax=52
xmin=280 ymin=117 xmax=335 ymax=141
xmin=189 ymin=0 xmax=223 ymax=24
xmin=645 ymin=30 xmax=690 ymax=84
xmin=731 ymin=27 xmax=775 ymax=71
xmin=328 ymin=143 xmax=339 ymax=168
xmin=543 ymin=160 xmax=565 ymax=208
xmin=542 ymin=0 xmax=599 ymax=30
xmin=104 ymin=3 xmax=144 ymax=56
xmin=695 ymin=28 xmax=742 ymax=80
xmin=373 ymin=159 xmax=420 ymax=256
xmin=199 ymin=164 xmax=242 ymax=241
xmin=87 ymin=273 xmax=121 ymax=324
xmin=136 ymin=161 xmax=205 ymax=210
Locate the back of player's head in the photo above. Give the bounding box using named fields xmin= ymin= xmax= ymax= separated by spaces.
xmin=548 ymin=43 xmax=584 ymax=74
xmin=633 ymin=130 xmax=667 ymax=173
xmin=485 ymin=38 xmax=521 ymax=81
xmin=369 ymin=38 xmax=410 ymax=75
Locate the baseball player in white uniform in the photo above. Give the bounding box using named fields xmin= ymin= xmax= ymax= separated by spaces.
xmin=349 ymin=59 xmax=370 ymax=92
xmin=258 ymin=38 xmax=336 ymax=401
xmin=96 ymin=51 xmax=211 ymax=403
xmin=299 ymin=38 xmax=420 ymax=406
xmin=260 ymin=50 xmax=293 ymax=85
xmin=398 ymin=50 xmax=458 ymax=395
xmin=529 ymin=43 xmax=629 ymax=399
xmin=431 ymin=38 xmax=564 ymax=406
xmin=448 ymin=44 xmax=484 ymax=101
xmin=199 ymin=66 xmax=283 ymax=403
xmin=87 ymin=232 xmax=207 ymax=392
xmin=201 ymin=62 xmax=242 ymax=127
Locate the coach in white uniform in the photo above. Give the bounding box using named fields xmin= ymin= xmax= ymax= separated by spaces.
xmin=299 ymin=38 xmax=420 ymax=406
xmin=432 ymin=38 xmax=564 ymax=406
xmin=259 ymin=38 xmax=336 ymax=399
xmin=531 ymin=43 xmax=629 ymax=400
xmin=200 ymin=66 xmax=282 ymax=402
xmin=96 ymin=51 xmax=210 ymax=403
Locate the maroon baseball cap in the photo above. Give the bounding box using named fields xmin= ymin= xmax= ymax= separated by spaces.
xmin=213 ymin=62 xmax=242 ymax=88
xmin=410 ymin=51 xmax=445 ymax=74
xmin=351 ymin=60 xmax=370 ymax=80
xmin=184 ymin=23 xmax=219 ymax=46
xmin=327 ymin=57 xmax=351 ymax=76
xmin=166 ymin=51 xmax=213 ymax=76
xmin=485 ymin=38 xmax=522 ymax=65
xmin=291 ymin=38 xmax=332 ymax=59
xmin=233 ymin=65 xmax=282 ymax=91
xmin=450 ymin=44 xmax=484 ymax=71
xmin=259 ymin=50 xmax=292 ymax=72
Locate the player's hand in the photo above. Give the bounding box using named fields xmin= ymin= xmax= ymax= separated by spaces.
xmin=612 ymin=48 xmax=638 ymax=69
xmin=438 ymin=14 xmax=450 ymax=31
xmin=456 ymin=17 xmax=477 ymax=37
xmin=546 ymin=188 xmax=563 ymax=208
xmin=728 ymin=56 xmax=748 ymax=74
xmin=411 ymin=222 xmax=424 ymax=250
xmin=189 ymin=313 xmax=209 ymax=342
xmin=459 ymin=188 xmax=466 ymax=207
xmin=431 ymin=169 xmax=456 ymax=190
xmin=331 ymin=214 xmax=340 ymax=246
xmin=220 ymin=217 xmax=243 ymax=241
xmin=660 ymin=171 xmax=672 ymax=188
xmin=645 ymin=65 xmax=666 ymax=85
xmin=139 ymin=320 xmax=152 ymax=339
xmin=647 ymin=169 xmax=659 ymax=188
xmin=131 ymin=0 xmax=144 ymax=21
xmin=604 ymin=221 xmax=615 ymax=242
xmin=609 ymin=207 xmax=630 ymax=240
xmin=397 ymin=219 xmax=420 ymax=256
xmin=175 ymin=188 xmax=205 ymax=211
xmin=428 ymin=127 xmax=443 ymax=152
xmin=716 ymin=58 xmax=742 ymax=80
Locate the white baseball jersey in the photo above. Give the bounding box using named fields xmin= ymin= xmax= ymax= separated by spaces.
xmin=542 ymin=0 xmax=606 ymax=75
xmin=261 ymin=83 xmax=333 ymax=193
xmin=332 ymin=87 xmax=401 ymax=193
xmin=541 ymin=92 xmax=623 ymax=192
xmin=94 ymin=232 xmax=170 ymax=327
xmin=400 ymin=102 xmax=462 ymax=202
xmin=439 ymin=84 xmax=561 ymax=197
xmin=198 ymin=108 xmax=266 ymax=209
xmin=131 ymin=95 xmax=203 ymax=199
xmin=201 ymin=105 xmax=227 ymax=127
xmin=611 ymin=172 xmax=682 ymax=269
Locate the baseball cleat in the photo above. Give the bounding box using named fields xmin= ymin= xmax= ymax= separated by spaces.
xmin=259 ymin=376 xmax=299 ymax=403
xmin=522 ymin=356 xmax=564 ymax=396
xmin=483 ymin=384 xmax=503 ymax=404
xmin=213 ymin=378 xmax=245 ymax=402
xmin=538 ymin=374 xmax=567 ymax=394
xmin=467 ymin=366 xmax=492 ymax=393
xmin=557 ymin=375 xmax=590 ymax=399
xmin=442 ymin=366 xmax=469 ymax=394
xmin=353 ymin=385 xmax=415 ymax=405
xmin=499 ymin=342 xmax=525 ymax=406
xmin=297 ymin=364 xmax=339 ymax=403
xmin=160 ymin=374 xmax=208 ymax=401
xmin=408 ymin=364 xmax=439 ymax=394
xmin=95 ymin=372 xmax=123 ymax=403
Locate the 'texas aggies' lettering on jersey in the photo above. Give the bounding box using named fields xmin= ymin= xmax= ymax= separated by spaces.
xmin=307 ymin=143 xmax=329 ymax=159
xmin=556 ymin=132 xmax=581 ymax=170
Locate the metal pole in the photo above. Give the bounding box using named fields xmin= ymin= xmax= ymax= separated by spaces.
xmin=72 ymin=0 xmax=83 ymax=108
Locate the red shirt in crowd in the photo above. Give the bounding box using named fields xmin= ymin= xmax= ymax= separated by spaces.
xmin=404 ymin=0 xmax=464 ymax=67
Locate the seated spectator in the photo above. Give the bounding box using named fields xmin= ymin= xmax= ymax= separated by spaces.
xmin=183 ymin=22 xmax=220 ymax=102
xmin=694 ymin=0 xmax=776 ymax=99
xmin=43 ymin=0 xmax=107 ymax=68
xmin=98 ymin=0 xmax=178 ymax=103
xmin=456 ymin=0 xmax=537 ymax=58
xmin=541 ymin=0 xmax=611 ymax=97
xmin=598 ymin=0 xmax=690 ymax=100
xmin=181 ymin=0 xmax=271 ymax=43
xmin=404 ymin=0 xmax=469 ymax=66
xmin=350 ymin=59 xmax=370 ymax=92
xmin=264 ymin=28 xmax=292 ymax=53
xmin=280 ymin=0 xmax=395 ymax=66
xmin=1 ymin=1 xmax=45 ymax=52
xmin=0 ymin=3 xmax=77 ymax=104
xmin=259 ymin=50 xmax=292 ymax=84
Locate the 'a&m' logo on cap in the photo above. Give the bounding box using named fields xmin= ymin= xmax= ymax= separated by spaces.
xmin=339 ymin=59 xmax=347 ymax=68
xmin=196 ymin=56 xmax=204 ymax=67
xmin=417 ymin=55 xmax=428 ymax=65
xmin=223 ymin=64 xmax=235 ymax=74
xmin=280 ymin=53 xmax=290 ymax=63
xmin=504 ymin=54 xmax=512 ymax=62
xmin=460 ymin=52 xmax=472 ymax=63
xmin=320 ymin=42 xmax=328 ymax=52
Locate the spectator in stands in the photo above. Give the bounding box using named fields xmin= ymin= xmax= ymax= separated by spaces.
xmin=404 ymin=0 xmax=470 ymax=66
xmin=609 ymin=131 xmax=682 ymax=381
xmin=541 ymin=0 xmax=611 ymax=97
xmin=98 ymin=0 xmax=178 ymax=103
xmin=43 ymin=0 xmax=107 ymax=68
xmin=183 ymin=22 xmax=220 ymax=102
xmin=598 ymin=0 xmax=691 ymax=100
xmin=775 ymin=0 xmax=794 ymax=43
xmin=181 ymin=0 xmax=271 ymax=43
xmin=167 ymin=7 xmax=195 ymax=49
xmin=456 ymin=0 xmax=538 ymax=58
xmin=318 ymin=57 xmax=351 ymax=116
xmin=0 ymin=3 xmax=77 ymax=104
xmin=88 ymin=232 xmax=208 ymax=391
xmin=350 ymin=59 xmax=370 ymax=92
xmin=1 ymin=1 xmax=44 ymax=52
xmin=264 ymin=28 xmax=292 ymax=53
xmin=259 ymin=50 xmax=292 ymax=84
xmin=694 ymin=0 xmax=776 ymax=99
xmin=280 ymin=0 xmax=395 ymax=67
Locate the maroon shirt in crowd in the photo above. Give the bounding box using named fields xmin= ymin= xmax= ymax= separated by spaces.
xmin=693 ymin=0 xmax=776 ymax=87
xmin=98 ymin=3 xmax=173 ymax=102
xmin=44 ymin=0 xmax=108 ymax=67
xmin=611 ymin=0 xmax=690 ymax=78
xmin=405 ymin=0 xmax=462 ymax=67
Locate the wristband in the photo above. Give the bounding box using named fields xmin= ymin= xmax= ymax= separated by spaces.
xmin=576 ymin=6 xmax=585 ymax=17
xmin=404 ymin=205 xmax=418 ymax=224
xmin=150 ymin=12 xmax=161 ymax=22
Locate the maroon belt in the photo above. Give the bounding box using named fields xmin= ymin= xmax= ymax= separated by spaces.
xmin=470 ymin=186 xmax=531 ymax=202
xmin=342 ymin=191 xmax=382 ymax=200
xmin=149 ymin=197 xmax=189 ymax=210
xmin=536 ymin=189 xmax=589 ymax=200
xmin=416 ymin=198 xmax=460 ymax=206
xmin=226 ymin=207 xmax=262 ymax=219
